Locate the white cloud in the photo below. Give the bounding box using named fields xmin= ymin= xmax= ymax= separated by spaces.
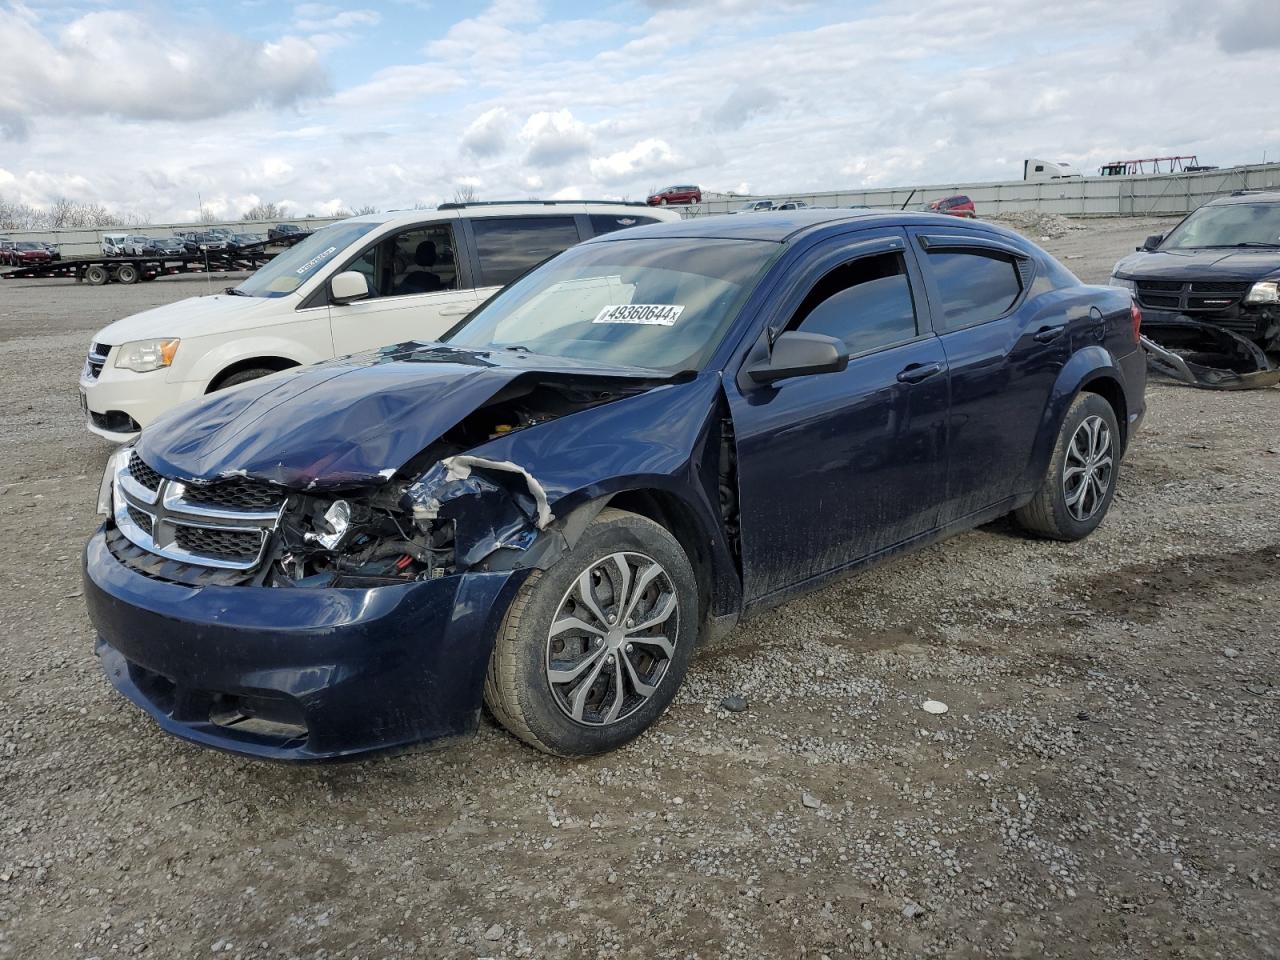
xmin=519 ymin=109 xmax=592 ymax=167
xmin=0 ymin=11 xmax=327 ymax=139
xmin=590 ymin=138 xmax=682 ymax=183
xmin=461 ymin=108 xmax=512 ymax=157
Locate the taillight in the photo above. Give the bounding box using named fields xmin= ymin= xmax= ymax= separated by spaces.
xmin=1130 ymin=302 xmax=1142 ymax=342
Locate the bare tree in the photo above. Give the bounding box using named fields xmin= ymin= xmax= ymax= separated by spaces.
xmin=241 ymin=201 xmax=287 ymax=222
xmin=452 ymin=183 xmax=479 ymax=204
xmin=46 ymin=197 xmax=116 ymax=228
xmin=352 ymin=204 xmax=379 ymax=215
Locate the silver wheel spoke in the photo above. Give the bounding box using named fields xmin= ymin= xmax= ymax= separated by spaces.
xmin=622 ymin=650 xmax=659 ymax=697
xmin=573 ymin=570 xmax=609 ymax=628
xmin=626 ymin=633 xmax=674 ymax=658
xmin=1065 ymin=480 xmax=1088 ymax=508
xmin=1064 ymin=464 xmax=1088 ymax=481
xmin=627 ymin=591 xmax=677 ymax=633
xmin=547 ymin=645 xmax=605 ymax=685
xmin=607 ymin=553 xmax=632 ymax=618
xmin=601 ymin=656 xmax=627 ymax=724
xmin=550 ymin=615 xmax=604 ymax=638
xmin=622 ymin=561 xmax=663 ymax=621
xmin=568 ymin=654 xmax=610 ymax=722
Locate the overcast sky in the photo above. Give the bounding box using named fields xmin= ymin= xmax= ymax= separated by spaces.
xmin=1 ymin=0 xmax=1278 ymax=221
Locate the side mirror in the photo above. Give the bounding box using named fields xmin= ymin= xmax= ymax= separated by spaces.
xmin=747 ymin=331 xmax=848 ymax=385
xmin=1140 ymin=234 xmax=1164 ymax=251
xmin=329 ymin=270 xmax=371 ymax=305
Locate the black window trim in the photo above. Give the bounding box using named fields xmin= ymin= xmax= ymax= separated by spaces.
xmin=914 ymin=231 xmax=1033 ymax=329
xmin=768 ymin=231 xmax=931 ymax=362
xmin=463 ymin=213 xmax=584 ymax=289
xmin=296 ymin=218 xmax=470 ymax=310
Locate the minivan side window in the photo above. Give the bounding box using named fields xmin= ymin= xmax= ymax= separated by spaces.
xmin=927 ymin=249 xmax=1022 ymax=331
xmin=787 ymin=252 xmax=918 ymax=355
xmin=346 ymin=224 xmax=459 ymax=299
xmin=472 ymin=217 xmax=581 ymax=287
xmin=588 ymin=214 xmax=660 ymax=236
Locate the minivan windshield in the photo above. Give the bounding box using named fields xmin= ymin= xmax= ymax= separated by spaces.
xmin=446 ymin=237 xmax=777 ymax=373
xmin=1160 ymin=202 xmax=1280 ymax=250
xmin=235 ymin=221 xmax=381 ymax=298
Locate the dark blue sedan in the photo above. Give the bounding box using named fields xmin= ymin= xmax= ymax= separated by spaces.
xmin=84 ymin=209 xmax=1146 ymax=760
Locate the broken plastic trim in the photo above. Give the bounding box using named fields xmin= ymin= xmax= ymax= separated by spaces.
xmin=1141 ymin=318 xmax=1280 ymax=391
xmin=422 ymin=455 xmax=554 ymax=529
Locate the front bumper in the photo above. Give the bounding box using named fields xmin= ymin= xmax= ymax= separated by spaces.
xmin=83 ymin=527 xmax=527 ymax=760
xmin=79 ymin=368 xmax=202 ymax=443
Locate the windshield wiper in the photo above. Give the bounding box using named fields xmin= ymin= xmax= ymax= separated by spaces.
xmin=503 ymin=345 xmax=531 ymax=352
xmin=1229 ymin=241 xmax=1280 ymax=248
xmin=224 ymin=286 xmax=251 ymax=296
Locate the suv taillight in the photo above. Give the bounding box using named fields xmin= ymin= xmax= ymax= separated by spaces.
xmin=1130 ymin=302 xmax=1142 ymax=343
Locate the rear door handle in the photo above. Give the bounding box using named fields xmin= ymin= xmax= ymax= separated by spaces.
xmin=896 ymin=361 xmax=944 ymax=384
xmin=1033 ymin=324 xmax=1067 ymax=343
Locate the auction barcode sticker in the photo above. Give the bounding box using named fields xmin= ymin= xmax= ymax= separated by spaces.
xmin=592 ymin=304 xmax=684 ymax=326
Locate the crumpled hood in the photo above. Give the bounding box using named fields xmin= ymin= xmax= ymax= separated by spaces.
xmin=135 ymin=343 xmax=669 ymax=490
xmin=1113 ymin=247 xmax=1280 ymax=282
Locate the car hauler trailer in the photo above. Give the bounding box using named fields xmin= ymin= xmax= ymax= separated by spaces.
xmin=0 ymin=234 xmax=311 ymax=286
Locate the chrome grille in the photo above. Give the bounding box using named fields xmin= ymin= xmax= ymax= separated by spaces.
xmin=84 ymin=342 xmax=111 ymax=380
xmin=182 ymin=476 xmax=285 ymax=512
xmin=111 ymin=451 xmax=282 ymax=571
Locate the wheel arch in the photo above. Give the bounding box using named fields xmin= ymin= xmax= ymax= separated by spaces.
xmin=1019 ymin=346 xmax=1129 ymax=496
xmin=207 ymin=355 xmax=302 ymax=392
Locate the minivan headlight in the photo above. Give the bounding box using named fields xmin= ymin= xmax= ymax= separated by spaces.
xmin=1243 ymin=280 xmax=1279 ymax=304
xmin=115 ymin=338 xmax=180 ymax=372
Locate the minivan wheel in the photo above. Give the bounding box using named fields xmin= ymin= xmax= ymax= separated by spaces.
xmin=210 ymin=366 xmax=279 ymax=391
xmin=484 ymin=508 xmax=698 ymax=757
xmin=1014 ymin=392 xmax=1120 ymax=541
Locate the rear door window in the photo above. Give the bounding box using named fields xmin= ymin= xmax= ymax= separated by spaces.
xmin=471 ymin=216 xmax=582 ymax=287
xmin=926 ymin=249 xmax=1023 ymax=331
xmin=588 ymin=213 xmax=660 ymax=236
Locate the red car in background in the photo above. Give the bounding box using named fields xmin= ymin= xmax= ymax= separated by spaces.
xmin=9 ymin=241 xmax=53 ymax=265
xmin=647 ymin=185 xmax=702 ymax=206
xmin=924 ymin=195 xmax=977 ymax=218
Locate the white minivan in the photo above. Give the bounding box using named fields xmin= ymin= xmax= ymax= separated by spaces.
xmin=79 ymin=202 xmax=678 ymax=441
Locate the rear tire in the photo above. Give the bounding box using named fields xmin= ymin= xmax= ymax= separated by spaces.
xmin=1014 ymin=392 xmax=1120 ymax=541
xmin=116 ymin=264 xmax=140 ymax=284
xmin=85 ymin=264 xmax=109 ymax=285
xmin=484 ymin=508 xmax=698 ymax=757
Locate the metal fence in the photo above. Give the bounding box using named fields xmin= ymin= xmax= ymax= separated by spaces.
xmin=0 ymin=217 xmax=344 ymax=260
xmin=692 ymin=161 xmax=1280 ymax=218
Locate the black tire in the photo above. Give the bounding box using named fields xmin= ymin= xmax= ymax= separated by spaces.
xmin=660 ymin=198 xmax=668 ymax=205
xmin=484 ymin=507 xmax=698 ymax=757
xmin=211 ymin=367 xmax=279 ymax=391
xmin=116 ymin=264 xmax=139 ymax=284
xmin=1014 ymin=392 xmax=1120 ymax=541
xmin=85 ymin=264 xmax=109 ymax=285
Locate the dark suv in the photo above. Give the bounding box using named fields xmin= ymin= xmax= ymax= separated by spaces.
xmin=1110 ymin=192 xmax=1280 ymax=361
xmin=85 ymin=209 xmax=1145 ymax=761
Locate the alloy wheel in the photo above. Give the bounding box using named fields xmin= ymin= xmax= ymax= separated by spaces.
xmin=544 ymin=551 xmax=679 ymax=726
xmin=1063 ymin=414 xmax=1113 ymax=521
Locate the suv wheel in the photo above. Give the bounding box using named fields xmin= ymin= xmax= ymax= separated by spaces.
xmin=484 ymin=508 xmax=698 ymax=757
xmin=1014 ymin=392 xmax=1120 ymax=541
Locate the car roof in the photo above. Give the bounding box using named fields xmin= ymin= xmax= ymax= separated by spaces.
xmin=1206 ymin=191 xmax=1280 ymax=206
xmin=580 ymin=208 xmax=1018 ymax=245
xmin=341 ymin=201 xmax=675 ymax=231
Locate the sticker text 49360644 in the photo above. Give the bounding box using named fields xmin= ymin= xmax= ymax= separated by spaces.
xmin=592 ymin=304 xmax=684 ymax=326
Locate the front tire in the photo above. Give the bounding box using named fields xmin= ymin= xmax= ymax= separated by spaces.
xmin=210 ymin=366 xmax=280 ymax=391
xmin=484 ymin=508 xmax=698 ymax=757
xmin=1014 ymin=392 xmax=1120 ymax=541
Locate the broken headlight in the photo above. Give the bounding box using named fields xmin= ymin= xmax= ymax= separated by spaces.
xmin=1244 ymin=280 xmax=1279 ymax=305
xmin=273 ymin=494 xmax=455 ymax=586
xmin=97 ymin=446 xmax=131 ymax=516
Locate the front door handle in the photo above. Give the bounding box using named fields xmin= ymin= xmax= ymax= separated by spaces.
xmin=896 ymin=361 xmax=944 ymax=384
xmin=438 ymin=306 xmax=472 ymax=316
xmin=1033 ymin=324 xmax=1067 ymax=343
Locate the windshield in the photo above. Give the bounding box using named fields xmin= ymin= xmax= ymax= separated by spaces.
xmin=235 ymin=221 xmax=380 ymax=298
xmin=1161 ymin=202 xmax=1280 ymax=250
xmin=446 ymin=237 xmax=777 ymax=373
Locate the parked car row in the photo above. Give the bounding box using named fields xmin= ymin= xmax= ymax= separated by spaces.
xmin=732 ymin=195 xmax=978 ymax=218
xmin=79 ymin=199 xmax=1145 ymax=765
xmin=0 ymin=238 xmax=61 ymax=265
xmin=97 ymin=229 xmax=272 ymax=257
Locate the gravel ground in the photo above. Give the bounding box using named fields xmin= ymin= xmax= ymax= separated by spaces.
xmin=1 ymin=219 xmax=1277 ymax=959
